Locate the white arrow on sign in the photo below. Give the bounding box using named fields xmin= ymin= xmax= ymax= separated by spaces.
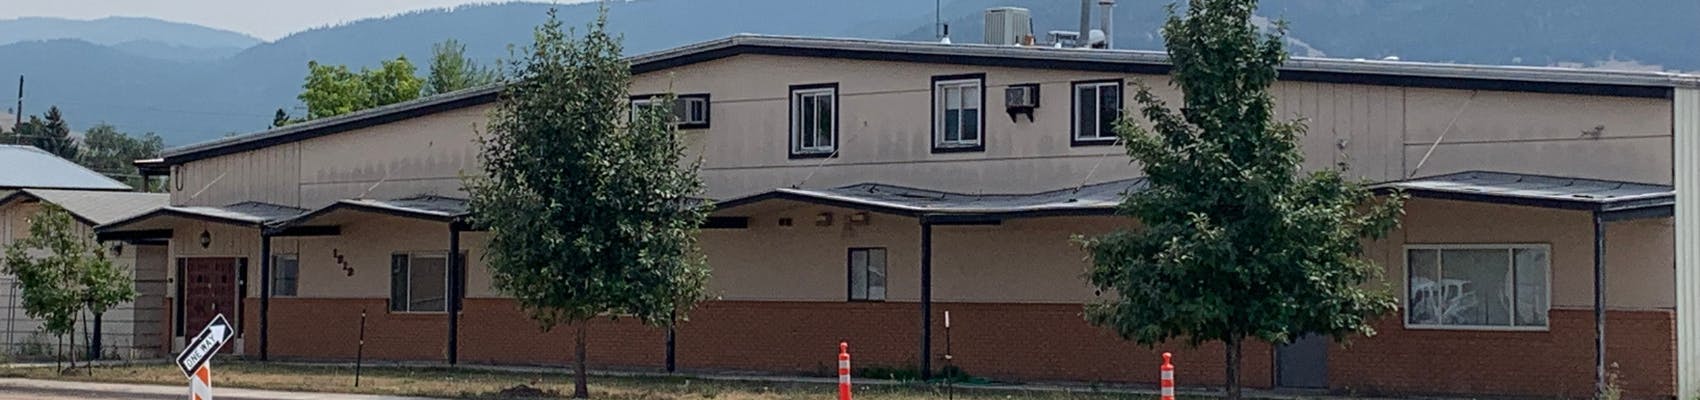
xmin=176 ymin=314 xmax=235 ymax=378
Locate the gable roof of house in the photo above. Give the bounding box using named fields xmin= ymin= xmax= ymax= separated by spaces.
xmin=0 ymin=145 xmax=130 ymax=191
xmin=155 ymin=34 xmax=1700 ymax=167
xmin=0 ymin=188 xmax=168 ymax=226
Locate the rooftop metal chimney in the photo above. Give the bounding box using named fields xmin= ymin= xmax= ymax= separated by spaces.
xmin=1099 ymin=0 xmax=1115 ymax=49
xmin=1078 ymin=0 xmax=1093 ymax=48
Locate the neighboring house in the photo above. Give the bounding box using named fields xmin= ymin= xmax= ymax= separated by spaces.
xmin=0 ymin=144 xmax=130 ymax=191
xmin=99 ymin=33 xmax=1700 ymax=398
xmin=0 ymin=145 xmax=167 ymax=359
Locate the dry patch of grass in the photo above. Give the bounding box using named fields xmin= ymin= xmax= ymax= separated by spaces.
xmin=0 ymin=361 xmax=1164 ymax=399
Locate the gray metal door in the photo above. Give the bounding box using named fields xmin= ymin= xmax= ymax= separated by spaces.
xmin=1276 ymin=334 xmax=1328 ymax=389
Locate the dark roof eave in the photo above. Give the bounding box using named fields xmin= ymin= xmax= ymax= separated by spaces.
xmin=267 ymin=199 xmax=468 ymax=233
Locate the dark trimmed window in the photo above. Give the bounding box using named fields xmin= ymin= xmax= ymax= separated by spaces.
xmin=789 ymin=83 xmax=838 ymax=158
xmin=271 ymin=254 xmax=299 ymax=296
xmin=631 ymin=93 xmax=710 ymax=129
xmin=848 ymin=248 xmax=887 ymax=301
xmin=1071 ymin=79 xmax=1123 ymax=145
xmin=932 ymin=73 xmax=986 ymax=152
xmin=389 ymin=252 xmax=466 ymax=313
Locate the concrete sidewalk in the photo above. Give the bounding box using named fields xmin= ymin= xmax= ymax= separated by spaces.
xmin=0 ymin=378 xmax=445 ymax=400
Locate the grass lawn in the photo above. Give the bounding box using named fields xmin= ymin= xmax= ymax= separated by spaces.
xmin=0 ymin=361 xmax=1172 ymax=399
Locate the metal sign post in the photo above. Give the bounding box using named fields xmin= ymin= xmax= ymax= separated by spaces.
xmin=177 ymin=314 xmax=234 ymax=400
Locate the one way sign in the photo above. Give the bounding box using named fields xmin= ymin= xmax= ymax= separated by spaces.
xmin=176 ymin=314 xmax=234 ymax=378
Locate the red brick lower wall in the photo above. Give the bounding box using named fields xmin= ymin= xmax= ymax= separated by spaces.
xmin=1331 ymin=309 xmax=1674 ymax=399
xmin=242 ymin=298 xmax=1673 ymax=398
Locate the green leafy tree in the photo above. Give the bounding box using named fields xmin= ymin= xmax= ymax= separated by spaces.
xmin=77 ymin=123 xmax=164 ymax=188
xmin=298 ymin=61 xmax=370 ymax=119
xmin=1078 ymin=1 xmax=1404 ymax=399
xmin=295 ymin=56 xmax=423 ymax=120
xmin=2 ymin=204 xmax=136 ymax=370
xmin=425 ymin=39 xmax=498 ymax=95
xmin=363 ymin=55 xmax=424 ymax=106
xmin=467 ymin=8 xmax=710 ymax=399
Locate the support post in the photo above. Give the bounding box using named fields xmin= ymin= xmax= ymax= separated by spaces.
xmin=258 ymin=233 xmax=272 ymax=361
xmin=447 ymin=222 xmax=461 ymax=365
xmin=919 ymin=220 xmax=933 ymax=380
xmin=666 ymin=311 xmax=677 ymax=373
xmin=1594 ymin=212 xmax=1607 ymax=397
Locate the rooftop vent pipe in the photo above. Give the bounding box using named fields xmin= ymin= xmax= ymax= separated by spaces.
xmin=1078 ymin=0 xmax=1093 ymax=48
xmin=1099 ymin=0 xmax=1115 ymax=49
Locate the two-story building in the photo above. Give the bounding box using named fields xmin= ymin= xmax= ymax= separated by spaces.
xmin=99 ymin=34 xmax=1700 ymax=398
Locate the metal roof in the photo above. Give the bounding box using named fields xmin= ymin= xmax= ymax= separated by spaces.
xmin=629 ymin=34 xmax=1700 ymax=90
xmin=1374 ymin=171 xmax=1673 ymax=212
xmin=270 ymin=195 xmax=469 ymax=229
xmin=0 ymin=145 xmax=130 ymax=191
xmin=97 ymin=201 xmax=307 ymax=233
xmin=0 ymin=189 xmax=168 ymax=226
xmin=717 ymin=178 xmax=1146 ymax=219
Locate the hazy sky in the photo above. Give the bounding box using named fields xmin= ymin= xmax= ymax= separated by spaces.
xmin=1 ymin=0 xmax=595 ymax=41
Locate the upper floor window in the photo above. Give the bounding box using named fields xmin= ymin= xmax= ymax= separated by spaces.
xmin=848 ymin=247 xmax=887 ymax=301
xmin=272 ymin=254 xmax=299 ymax=297
xmin=630 ymin=93 xmax=710 ymax=129
xmin=1406 ymin=245 xmax=1549 ymax=330
xmin=932 ymin=74 xmax=985 ymax=152
xmin=1072 ymin=79 xmax=1123 ymax=145
xmin=789 ymin=83 xmax=838 ymax=158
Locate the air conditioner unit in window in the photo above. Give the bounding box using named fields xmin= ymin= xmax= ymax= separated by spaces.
xmin=1004 ymin=83 xmax=1040 ymax=122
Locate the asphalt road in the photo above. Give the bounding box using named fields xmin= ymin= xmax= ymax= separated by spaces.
xmin=0 ymin=386 xmax=183 ymax=400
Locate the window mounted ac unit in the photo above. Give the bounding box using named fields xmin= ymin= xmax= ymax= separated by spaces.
xmin=1003 ymin=83 xmax=1040 ymax=122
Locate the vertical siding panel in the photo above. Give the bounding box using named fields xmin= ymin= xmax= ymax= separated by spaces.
xmin=1676 ymin=88 xmax=1700 ymax=399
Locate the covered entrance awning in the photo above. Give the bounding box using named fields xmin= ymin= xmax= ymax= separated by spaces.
xmin=95 ymin=201 xmax=311 ymax=242
xmin=262 ymin=195 xmax=470 ymax=364
xmin=715 ymin=178 xmax=1147 ymax=378
xmin=715 ymin=178 xmax=1148 ymax=223
xmin=1376 ymin=170 xmax=1673 ymax=394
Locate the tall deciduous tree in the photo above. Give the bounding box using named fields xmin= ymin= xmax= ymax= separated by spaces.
xmin=2 ymin=204 xmax=136 ymax=370
xmin=78 ymin=123 xmax=164 ymax=188
xmin=425 ymin=39 xmax=497 ymax=95
xmin=467 ymin=8 xmax=710 ymax=399
xmin=1079 ymin=1 xmax=1403 ymax=399
xmin=296 ymin=56 xmax=423 ymax=120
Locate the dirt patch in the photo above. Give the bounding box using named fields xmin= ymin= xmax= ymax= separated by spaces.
xmin=497 ymin=384 xmax=558 ymax=398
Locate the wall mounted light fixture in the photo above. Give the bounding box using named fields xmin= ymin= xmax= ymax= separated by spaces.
xmin=198 ymin=230 xmax=211 ymax=249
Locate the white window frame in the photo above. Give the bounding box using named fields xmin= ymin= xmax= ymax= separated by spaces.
xmin=271 ymin=253 xmax=299 ymax=297
xmin=1072 ymin=80 xmax=1123 ymax=143
xmin=790 ymin=85 xmax=837 ymax=156
xmin=933 ymin=77 xmax=984 ymax=150
xmin=1403 ymin=244 xmax=1552 ymax=332
xmin=391 ymin=252 xmax=450 ymax=314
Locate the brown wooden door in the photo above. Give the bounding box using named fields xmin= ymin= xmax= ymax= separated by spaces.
xmin=182 ymin=258 xmax=237 ymax=353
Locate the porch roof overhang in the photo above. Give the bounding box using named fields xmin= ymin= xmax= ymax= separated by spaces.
xmin=266 ymin=195 xmax=470 ymax=234
xmin=93 ymin=201 xmax=308 ymax=241
xmin=714 ymin=178 xmax=1148 ymax=223
xmin=1373 ymin=170 xmax=1674 ymax=221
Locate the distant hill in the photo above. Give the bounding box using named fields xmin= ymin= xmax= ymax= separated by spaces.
xmin=2 ymin=0 xmax=1697 ymax=146
xmin=0 ymin=16 xmax=260 ymax=48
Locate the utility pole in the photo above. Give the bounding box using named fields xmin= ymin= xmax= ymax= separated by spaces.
xmin=13 ymin=75 xmax=21 ymax=144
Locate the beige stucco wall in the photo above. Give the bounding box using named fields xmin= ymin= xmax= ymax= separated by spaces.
xmin=168 ymin=53 xmax=1674 ymax=211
